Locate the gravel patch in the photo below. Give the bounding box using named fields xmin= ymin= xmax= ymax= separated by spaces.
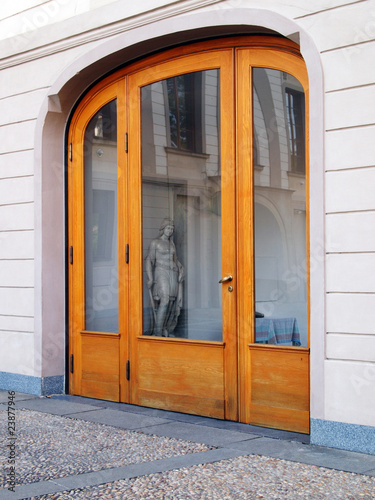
xmin=30 ymin=455 xmax=375 ymax=499
xmin=0 ymin=409 xmax=211 ymax=488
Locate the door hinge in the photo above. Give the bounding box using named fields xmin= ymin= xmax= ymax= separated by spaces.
xmin=125 ymin=244 xmax=129 ymax=264
xmin=70 ymin=354 xmax=74 ymax=373
xmin=69 ymin=142 xmax=73 ymax=162
xmin=126 ymin=360 xmax=130 ymax=381
xmin=70 ymin=246 xmax=73 ymax=265
xmin=125 ymin=133 xmax=128 ymax=153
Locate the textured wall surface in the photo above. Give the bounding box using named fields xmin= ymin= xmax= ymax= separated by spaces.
xmin=0 ymin=0 xmax=374 ymax=444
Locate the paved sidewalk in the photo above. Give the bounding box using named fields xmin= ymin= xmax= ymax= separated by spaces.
xmin=1 ymin=391 xmax=374 ymax=499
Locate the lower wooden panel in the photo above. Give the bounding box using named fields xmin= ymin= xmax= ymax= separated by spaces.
xmin=80 ymin=332 xmax=120 ymax=402
xmin=249 ymin=403 xmax=309 ymax=434
xmin=248 ymin=344 xmax=310 ymax=434
xmin=134 ymin=337 xmax=225 ymax=418
xmin=137 ymin=390 xmax=224 ymax=417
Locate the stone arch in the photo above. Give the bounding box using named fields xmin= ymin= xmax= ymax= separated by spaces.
xmin=34 ymin=7 xmax=324 ymax=413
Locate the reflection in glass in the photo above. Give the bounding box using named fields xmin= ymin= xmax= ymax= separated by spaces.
xmin=166 ymin=73 xmax=203 ymax=152
xmin=253 ymin=69 xmax=307 ymax=346
xmin=141 ymin=70 xmax=222 ymax=341
xmin=145 ymin=218 xmax=184 ymax=337
xmin=84 ymin=100 xmax=118 ymax=332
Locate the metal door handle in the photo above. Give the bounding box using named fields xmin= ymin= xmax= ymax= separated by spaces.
xmin=219 ymin=275 xmax=233 ymax=284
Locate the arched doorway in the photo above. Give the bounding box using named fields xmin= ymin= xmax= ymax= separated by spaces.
xmin=68 ymin=36 xmax=310 ymax=433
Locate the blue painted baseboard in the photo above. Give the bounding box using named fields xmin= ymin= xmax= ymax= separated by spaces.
xmin=0 ymin=372 xmax=64 ymax=396
xmin=311 ymin=418 xmax=375 ymax=455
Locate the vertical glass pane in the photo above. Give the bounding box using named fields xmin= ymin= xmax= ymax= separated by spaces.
xmin=253 ymin=69 xmax=307 ymax=347
xmin=84 ymin=100 xmax=118 ymax=332
xmin=141 ymin=69 xmax=222 ymax=341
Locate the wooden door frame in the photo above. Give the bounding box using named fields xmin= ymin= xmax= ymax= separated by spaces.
xmin=126 ymin=47 xmax=238 ymax=420
xmin=236 ymin=46 xmax=310 ymax=431
xmin=67 ymin=35 xmax=310 ymax=431
xmin=68 ymin=74 xmax=127 ymax=399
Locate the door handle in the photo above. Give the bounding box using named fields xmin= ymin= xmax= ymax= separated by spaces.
xmin=219 ymin=275 xmax=233 ymax=284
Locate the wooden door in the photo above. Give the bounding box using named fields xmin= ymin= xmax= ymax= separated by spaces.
xmin=68 ymin=37 xmax=310 ymax=432
xmin=236 ymin=46 xmax=310 ymax=433
xmin=68 ymin=75 xmax=127 ymax=402
xmin=127 ymin=49 xmax=237 ymax=420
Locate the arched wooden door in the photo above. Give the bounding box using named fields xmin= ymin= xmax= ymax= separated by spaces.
xmin=68 ymin=37 xmax=310 ymax=432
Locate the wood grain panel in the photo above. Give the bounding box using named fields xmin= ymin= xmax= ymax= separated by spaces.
xmin=137 ymin=390 xmax=224 ymax=418
xmin=135 ymin=337 xmax=225 ymax=418
xmin=80 ymin=333 xmax=120 ymax=402
xmin=249 ymin=403 xmax=309 ymax=434
xmin=248 ymin=345 xmax=310 ymax=433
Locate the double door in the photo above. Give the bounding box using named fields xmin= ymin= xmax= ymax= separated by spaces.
xmin=69 ymin=38 xmax=310 ymax=432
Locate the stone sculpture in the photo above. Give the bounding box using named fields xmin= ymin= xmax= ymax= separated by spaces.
xmin=145 ymin=218 xmax=184 ymax=336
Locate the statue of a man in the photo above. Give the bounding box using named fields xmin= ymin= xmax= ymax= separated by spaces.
xmin=145 ymin=218 xmax=184 ymax=337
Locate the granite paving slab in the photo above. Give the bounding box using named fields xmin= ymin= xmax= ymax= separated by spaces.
xmin=110 ymin=406 xmax=218 ymax=424
xmin=1 ymin=391 xmax=375 ymax=500
xmin=0 ymin=392 xmax=37 ymax=404
xmin=0 ymin=449 xmax=244 ymax=500
xmin=198 ymin=418 xmax=310 ymax=442
xmin=0 ymin=408 xmax=211 ymax=491
xmin=52 ymin=396 xmax=219 ymax=424
xmin=50 ymin=396 xmax=310 ymax=440
xmin=228 ymin=436 xmax=375 ymax=475
xmin=51 ymin=395 xmax=310 ymax=441
xmin=23 ymin=454 xmax=375 ymax=499
xmin=66 ymin=408 xmax=171 ymax=429
xmin=50 ymin=395 xmax=106 ymax=407
xmin=140 ymin=421 xmax=261 ymax=447
xmin=15 ymin=398 xmax=100 ymax=416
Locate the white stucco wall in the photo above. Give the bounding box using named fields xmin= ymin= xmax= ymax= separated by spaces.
xmin=0 ymin=0 xmax=374 ymax=435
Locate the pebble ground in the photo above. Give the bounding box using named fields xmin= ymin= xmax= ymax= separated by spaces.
xmin=1 ymin=408 xmax=374 ymax=499
xmin=0 ymin=409 xmax=210 ymax=488
xmin=31 ymin=455 xmax=375 ymax=499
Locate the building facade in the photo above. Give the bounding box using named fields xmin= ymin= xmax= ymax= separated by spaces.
xmin=0 ymin=0 xmax=374 ymax=455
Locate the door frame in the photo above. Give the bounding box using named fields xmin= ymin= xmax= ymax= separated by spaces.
xmin=236 ymin=45 xmax=310 ymax=430
xmin=127 ymin=47 xmax=237 ymax=420
xmin=68 ymin=35 xmax=310 ymax=432
xmin=68 ymin=75 xmax=127 ymax=401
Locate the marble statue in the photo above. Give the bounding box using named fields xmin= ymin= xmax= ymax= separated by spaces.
xmin=145 ymin=218 xmax=184 ymax=336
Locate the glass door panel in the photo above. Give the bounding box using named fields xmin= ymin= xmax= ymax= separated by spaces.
xmin=84 ymin=100 xmax=119 ymax=332
xmin=252 ymin=68 xmax=307 ymax=346
xmin=141 ymin=70 xmax=223 ymax=341
xmin=128 ymin=48 xmax=236 ymax=420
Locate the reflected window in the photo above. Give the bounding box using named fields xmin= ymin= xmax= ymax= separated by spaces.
xmin=253 ymin=68 xmax=307 ymax=347
xmin=92 ymin=189 xmax=115 ymax=262
xmin=141 ymin=69 xmax=222 ymax=341
xmin=166 ymin=72 xmax=203 ymax=153
xmin=84 ymin=100 xmax=119 ymax=333
xmin=93 ymin=104 xmax=117 ymax=141
xmin=285 ymin=87 xmax=305 ymax=174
